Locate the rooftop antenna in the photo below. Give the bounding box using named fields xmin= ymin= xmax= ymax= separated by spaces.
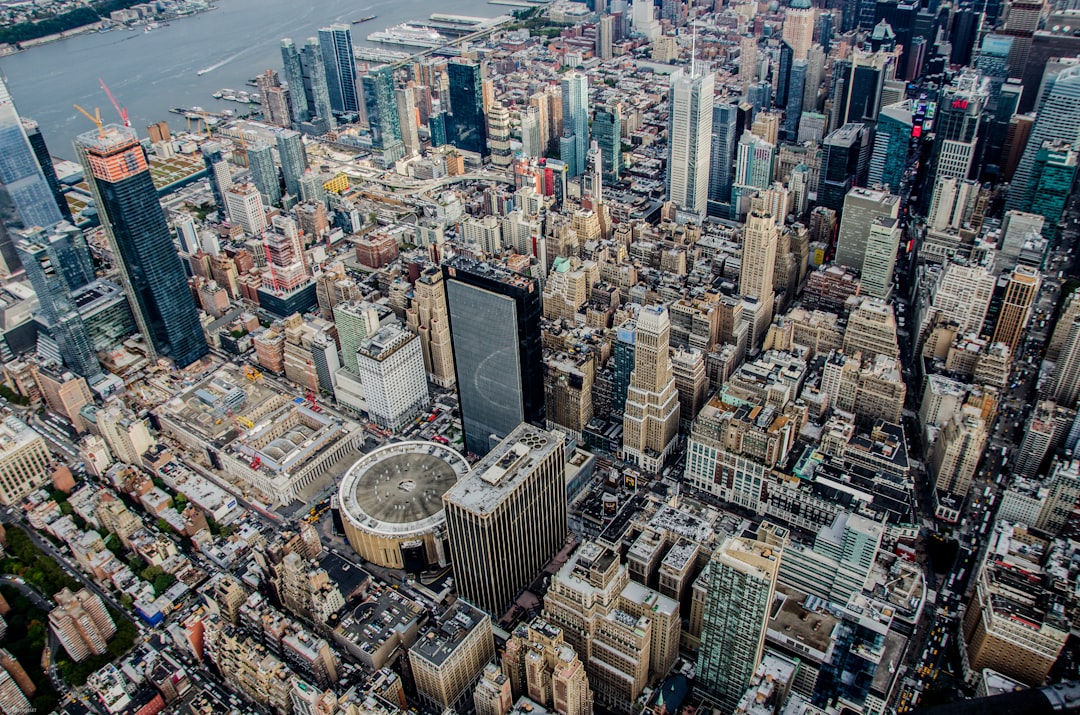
xmin=690 ymin=0 xmax=697 ymax=76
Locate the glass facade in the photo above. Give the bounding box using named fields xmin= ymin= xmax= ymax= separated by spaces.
xmin=561 ymin=72 xmax=589 ymax=177
xmin=592 ymin=104 xmax=621 ymax=184
xmin=443 ymin=259 xmax=544 ymax=456
xmin=78 ymin=126 xmax=208 ymax=368
xmin=362 ymin=67 xmax=401 ymax=150
xmin=708 ymin=102 xmax=738 ymax=218
xmin=447 ymin=61 xmax=487 ymax=156
xmin=24 ymin=119 xmax=72 ymax=223
xmin=274 ymin=129 xmax=308 ymax=198
xmin=319 ymin=25 xmax=359 ymax=115
xmin=247 ymin=142 xmax=282 ymax=207
xmin=1008 ymin=66 xmax=1080 ymax=213
xmin=280 ymin=39 xmax=310 ymax=123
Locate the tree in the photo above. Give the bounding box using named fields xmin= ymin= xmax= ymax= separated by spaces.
xmin=152 ymin=573 xmax=175 ymax=596
xmin=140 ymin=565 xmax=164 ymax=583
xmin=120 ymin=593 xmax=134 ymax=609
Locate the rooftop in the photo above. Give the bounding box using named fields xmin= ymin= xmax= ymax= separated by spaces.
xmin=444 ymin=424 xmax=563 ymax=514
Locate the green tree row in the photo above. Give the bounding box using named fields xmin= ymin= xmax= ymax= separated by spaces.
xmin=0 ymin=0 xmax=151 ymax=46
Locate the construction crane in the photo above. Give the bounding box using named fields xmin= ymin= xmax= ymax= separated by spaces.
xmin=99 ymin=79 xmax=130 ymax=127
xmin=74 ymin=104 xmax=104 ymax=137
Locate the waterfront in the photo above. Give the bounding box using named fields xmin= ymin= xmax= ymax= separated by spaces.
xmin=0 ymin=0 xmax=499 ymax=156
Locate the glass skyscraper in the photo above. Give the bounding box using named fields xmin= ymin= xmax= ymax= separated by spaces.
xmin=17 ymin=224 xmax=101 ymax=379
xmin=247 ymin=141 xmax=282 ymax=207
xmin=561 ymin=71 xmax=589 ymax=177
xmin=319 ymin=24 xmax=359 ymax=115
xmin=274 ymin=128 xmax=308 ymax=198
xmin=280 ymin=38 xmax=310 ymax=124
xmin=0 ymin=76 xmax=64 ymax=275
xmin=592 ymin=101 xmax=621 ymax=184
xmin=708 ymin=102 xmax=738 ymax=218
xmin=77 ymin=125 xmax=207 ymax=368
xmin=362 ymin=66 xmax=401 ymax=150
xmin=443 ymin=256 xmax=544 ymax=456
xmin=868 ymin=100 xmax=912 ymax=192
xmin=23 ymin=118 xmax=72 ymax=223
xmin=1028 ymin=142 xmax=1079 ymax=243
xmin=447 ymin=60 xmax=488 ymax=156
xmin=302 ymin=37 xmax=335 ymax=131
xmin=1008 ymin=65 xmax=1080 ymax=213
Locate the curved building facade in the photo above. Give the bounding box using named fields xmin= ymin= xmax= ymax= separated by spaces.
xmin=338 ymin=441 xmax=469 ymax=570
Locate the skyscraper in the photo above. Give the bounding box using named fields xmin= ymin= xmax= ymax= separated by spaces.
xmin=447 ymin=60 xmax=488 ymax=156
xmin=17 ymin=224 xmax=101 ymax=379
xmin=77 ymin=125 xmax=207 ymax=367
xmin=1026 ymin=141 xmax=1078 ymax=242
xmin=302 ymin=37 xmax=335 ymax=130
xmin=362 ymin=66 xmax=401 ymax=151
xmin=281 ymin=38 xmax=311 ymax=124
xmin=819 ymin=123 xmax=869 ymax=212
xmin=201 ymin=141 xmax=232 ymax=213
xmin=256 ymin=69 xmax=291 ymax=128
xmin=592 ymin=101 xmax=622 ymax=184
xmin=992 ymin=265 xmax=1041 ymax=353
xmin=274 ymin=129 xmax=308 ymax=198
xmin=835 ymin=187 xmax=900 ymax=271
xmin=395 ymin=88 xmax=420 ymax=156
xmin=443 ymin=423 xmax=567 ymax=615
xmin=1051 ymin=314 xmax=1080 ymax=409
xmin=443 ymin=256 xmax=545 ymax=456
xmin=696 ymin=537 xmax=781 ymax=712
xmin=840 ymin=49 xmax=896 ymax=126
xmin=561 ymin=72 xmax=589 ymax=177
xmin=622 ymin=305 xmax=680 ymax=472
xmin=731 ymin=131 xmax=775 ymax=218
xmin=0 ymin=76 xmax=63 ymax=235
xmin=741 ymin=210 xmax=780 ymax=344
xmin=520 ymin=106 xmax=542 ymax=158
xmin=868 ymin=100 xmax=912 ymax=192
xmin=318 ymin=24 xmax=359 ymax=115
xmin=926 ymin=71 xmax=987 ymax=219
xmin=783 ymin=59 xmax=807 ymax=141
xmin=247 ymin=141 xmax=282 ymax=207
xmin=782 ymin=0 xmax=815 ymax=59
xmin=667 ymin=66 xmax=714 ymax=222
xmin=23 ymin=118 xmax=73 ymax=223
xmin=708 ymin=103 xmax=738 ymax=219
xmin=1009 ymin=65 xmax=1080 ymax=212
xmin=860 ymin=216 xmax=901 ymax=299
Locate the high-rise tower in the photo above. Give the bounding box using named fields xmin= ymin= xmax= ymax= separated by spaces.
xmin=318 ymin=24 xmax=359 ymax=115
xmin=992 ymin=265 xmax=1041 ymax=353
xmin=280 ymin=38 xmax=311 ymax=124
xmin=447 ymin=60 xmax=488 ymax=156
xmin=443 ymin=256 xmax=545 ymax=456
xmin=76 ymin=125 xmax=207 ymax=368
xmin=667 ymin=65 xmax=715 ymax=222
xmin=561 ymin=72 xmax=589 ymax=177
xmin=362 ymin=66 xmax=401 ymax=151
xmin=443 ymin=423 xmax=568 ymax=615
xmin=1008 ymin=65 xmax=1080 ymax=212
xmin=622 ymin=305 xmax=680 ymax=472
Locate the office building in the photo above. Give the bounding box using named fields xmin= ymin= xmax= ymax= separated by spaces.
xmin=696 ymin=537 xmax=781 ymax=713
xmin=1009 ymin=65 xmax=1080 ymax=212
xmin=1052 ymin=314 xmax=1080 ymax=409
xmin=274 ymin=129 xmax=308 ymax=198
xmin=783 ymin=59 xmax=807 ymax=141
xmin=926 ymin=259 xmax=996 ymax=337
xmin=597 ymin=13 xmax=614 ymax=59
xmin=448 ymin=60 xmax=488 ymax=156
xmin=520 ymin=106 xmax=543 ymax=159
xmin=783 ymin=0 xmax=815 ymax=59
xmin=443 ymin=423 xmax=567 ymax=615
xmin=474 ymin=663 xmax=512 ymax=715
xmin=561 ymin=72 xmax=589 ymax=177
xmin=409 ymin=601 xmax=495 ymax=712
xmin=931 ymin=407 xmax=988 ymax=508
xmin=592 ymin=101 xmax=621 ymax=184
xmin=354 ymin=323 xmax=430 ymax=430
xmin=488 ymin=102 xmax=512 ymax=168
xmin=247 ymin=141 xmax=282 ymax=207
xmin=927 ymin=71 xmax=987 ymax=220
xmin=224 ymin=182 xmax=266 ymax=235
xmin=17 ymin=224 xmax=100 ymax=379
xmin=868 ymin=100 xmax=912 ymax=192
xmin=0 ymin=415 xmax=49 ymax=506
xmin=834 ymin=187 xmax=900 ymax=272
xmin=666 ymin=66 xmax=714 ymax=222
xmin=1027 ymin=141 xmax=1078 ymax=242
xmin=622 ymin=305 xmax=680 ymax=472
xmin=839 ymin=48 xmax=896 ymax=126
xmin=500 ymin=619 xmax=592 ymax=715
xmin=0 ymin=76 xmax=63 ymax=274
xmin=77 ymin=125 xmax=207 ymax=368
xmin=23 ymin=117 xmax=72 ymax=223
xmin=49 ymin=587 xmax=116 ymax=663
xmin=334 ymin=300 xmax=380 ymax=375
xmin=992 ymin=265 xmax=1040 ymax=353
xmin=819 ymin=123 xmax=869 ymax=213
xmin=256 ymin=70 xmax=291 ymax=128
xmin=860 ymin=216 xmax=901 ymax=299
xmin=319 ymin=24 xmax=359 ymax=115
xmin=363 ymin=66 xmax=401 ymax=151
xmin=962 ymin=523 xmax=1068 ymax=686
xmin=443 ymin=257 xmax=544 ymax=456
xmin=406 ymin=267 xmax=456 ymax=388
xmin=775 ymin=513 xmax=882 ymax=605
xmin=281 ymin=38 xmax=311 ymax=124
xmin=731 ymin=131 xmax=775 ymax=219
xmin=842 ymin=298 xmax=900 ymax=360
xmin=707 ymin=103 xmax=738 ymax=218
xmin=740 ymin=210 xmax=779 ymax=342
xmin=201 ymin=140 xmax=232 ymax=215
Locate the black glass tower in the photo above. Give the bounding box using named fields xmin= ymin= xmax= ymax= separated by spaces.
xmin=23 ymin=118 xmax=73 ymax=223
xmin=447 ymin=60 xmax=488 ymax=156
xmin=77 ymin=125 xmax=207 ymax=368
xmin=442 ymin=256 xmax=544 ymax=456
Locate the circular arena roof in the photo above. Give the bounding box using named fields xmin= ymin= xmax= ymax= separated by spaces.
xmin=338 ymin=441 xmax=470 ymax=538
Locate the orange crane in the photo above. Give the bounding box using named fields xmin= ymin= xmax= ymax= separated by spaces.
xmin=74 ymin=104 xmax=104 ymax=138
xmin=99 ymin=79 xmax=130 ymax=127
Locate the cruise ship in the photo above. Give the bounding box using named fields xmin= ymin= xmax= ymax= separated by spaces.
xmin=367 ymin=23 xmax=448 ymax=48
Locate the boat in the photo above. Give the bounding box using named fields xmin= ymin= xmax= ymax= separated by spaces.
xmin=212 ymin=91 xmax=223 ymax=99
xmin=143 ymin=22 xmax=159 ymax=32
xmin=367 ymin=23 xmax=448 ymax=48
xmin=222 ymin=109 xmax=235 ymax=116
xmin=353 ymin=15 xmax=377 ymax=23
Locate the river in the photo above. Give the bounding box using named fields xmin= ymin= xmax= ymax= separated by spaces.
xmin=0 ymin=0 xmax=502 ymax=158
